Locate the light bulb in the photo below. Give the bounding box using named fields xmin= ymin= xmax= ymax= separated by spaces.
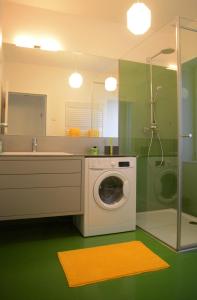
xmin=105 ymin=77 xmax=117 ymax=92
xmin=68 ymin=72 xmax=83 ymax=88
xmin=14 ymin=35 xmax=35 ymax=48
xmin=14 ymin=35 xmax=62 ymax=51
xmin=127 ymin=2 xmax=151 ymax=35
xmin=40 ymin=38 xmax=62 ymax=51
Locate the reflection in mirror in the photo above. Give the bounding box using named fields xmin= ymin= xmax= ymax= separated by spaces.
xmin=2 ymin=43 xmax=118 ymax=137
xmin=8 ymin=92 xmax=46 ymax=135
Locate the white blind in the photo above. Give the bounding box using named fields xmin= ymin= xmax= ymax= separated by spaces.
xmin=65 ymin=101 xmax=103 ymax=134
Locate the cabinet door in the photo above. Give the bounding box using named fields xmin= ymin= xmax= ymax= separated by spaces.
xmin=0 ymin=159 xmax=81 ymax=174
xmin=0 ymin=187 xmax=81 ymax=219
xmin=0 ymin=173 xmax=81 ymax=188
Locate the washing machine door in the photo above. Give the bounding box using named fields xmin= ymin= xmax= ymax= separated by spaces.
xmin=93 ymin=171 xmax=129 ymax=210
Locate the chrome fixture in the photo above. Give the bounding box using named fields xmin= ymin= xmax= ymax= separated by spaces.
xmin=0 ymin=123 xmax=8 ymax=128
xmin=149 ymin=48 xmax=175 ymax=60
xmin=32 ymin=137 xmax=38 ymax=152
xmin=0 ymin=139 xmax=3 ymax=153
xmin=146 ymin=48 xmax=175 ymax=166
xmin=181 ymin=133 xmax=192 ymax=138
xmin=148 ymin=48 xmax=175 ymax=128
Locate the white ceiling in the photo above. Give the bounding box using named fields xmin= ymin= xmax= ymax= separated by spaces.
xmin=5 ymin=0 xmax=132 ymax=22
xmin=5 ymin=0 xmax=197 ymax=24
xmin=3 ymin=0 xmax=197 ymax=61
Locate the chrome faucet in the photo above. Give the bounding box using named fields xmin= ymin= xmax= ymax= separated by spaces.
xmin=0 ymin=123 xmax=8 ymax=128
xmin=32 ymin=137 xmax=38 ymax=152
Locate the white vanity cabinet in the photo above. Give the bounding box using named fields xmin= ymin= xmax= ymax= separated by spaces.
xmin=0 ymin=156 xmax=84 ymax=220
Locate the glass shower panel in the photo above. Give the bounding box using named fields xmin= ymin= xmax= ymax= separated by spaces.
xmin=119 ymin=20 xmax=178 ymax=249
xmin=180 ymin=17 xmax=197 ymax=249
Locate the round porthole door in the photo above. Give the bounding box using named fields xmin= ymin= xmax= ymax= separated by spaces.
xmin=93 ymin=171 xmax=129 ymax=210
xmin=154 ymin=169 xmax=177 ymax=204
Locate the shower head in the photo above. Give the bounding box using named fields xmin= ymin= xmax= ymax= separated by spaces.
xmin=160 ymin=48 xmax=175 ymax=55
xmin=149 ymin=48 xmax=175 ymax=60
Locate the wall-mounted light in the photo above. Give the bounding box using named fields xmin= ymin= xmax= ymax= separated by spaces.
xmin=127 ymin=2 xmax=151 ymax=35
xmin=68 ymin=72 xmax=83 ymax=89
xmin=14 ymin=35 xmax=62 ymax=51
xmin=39 ymin=38 xmax=61 ymax=51
xmin=14 ymin=35 xmax=35 ymax=48
xmin=105 ymin=77 xmax=117 ymax=92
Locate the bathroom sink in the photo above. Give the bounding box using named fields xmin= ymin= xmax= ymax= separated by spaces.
xmin=0 ymin=152 xmax=73 ymax=156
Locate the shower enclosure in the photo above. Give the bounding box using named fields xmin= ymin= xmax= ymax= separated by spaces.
xmin=119 ymin=17 xmax=197 ymax=251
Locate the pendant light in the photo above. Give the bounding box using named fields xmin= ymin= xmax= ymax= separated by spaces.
xmin=68 ymin=72 xmax=83 ymax=89
xmin=105 ymin=77 xmax=117 ymax=92
xmin=127 ymin=1 xmax=151 ymax=35
xmin=68 ymin=52 xmax=84 ymax=89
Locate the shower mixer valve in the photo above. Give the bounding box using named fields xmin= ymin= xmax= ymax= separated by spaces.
xmin=144 ymin=124 xmax=158 ymax=133
xmin=150 ymin=123 xmax=157 ymax=129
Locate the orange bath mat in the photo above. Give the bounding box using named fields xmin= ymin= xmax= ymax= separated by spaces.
xmin=57 ymin=241 xmax=170 ymax=287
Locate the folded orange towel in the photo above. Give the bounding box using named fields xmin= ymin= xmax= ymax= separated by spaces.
xmin=68 ymin=128 xmax=81 ymax=137
xmin=57 ymin=240 xmax=170 ymax=287
xmin=88 ymin=128 xmax=99 ymax=137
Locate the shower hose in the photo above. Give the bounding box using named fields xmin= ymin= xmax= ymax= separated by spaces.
xmin=147 ymin=129 xmax=164 ymax=167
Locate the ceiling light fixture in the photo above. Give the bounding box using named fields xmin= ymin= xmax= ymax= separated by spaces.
xmin=14 ymin=35 xmax=35 ymax=48
xmin=127 ymin=2 xmax=151 ymax=35
xmin=39 ymin=38 xmax=62 ymax=52
xmin=68 ymin=72 xmax=83 ymax=89
xmin=105 ymin=77 xmax=117 ymax=92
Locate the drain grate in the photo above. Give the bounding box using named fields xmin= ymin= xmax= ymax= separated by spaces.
xmin=189 ymin=221 xmax=197 ymax=225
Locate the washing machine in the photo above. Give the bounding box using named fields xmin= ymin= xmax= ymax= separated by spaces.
xmin=75 ymin=157 xmax=136 ymax=236
xmin=147 ymin=156 xmax=177 ymax=210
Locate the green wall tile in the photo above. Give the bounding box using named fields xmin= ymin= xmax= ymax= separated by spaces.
xmin=119 ymin=59 xmax=178 ymax=212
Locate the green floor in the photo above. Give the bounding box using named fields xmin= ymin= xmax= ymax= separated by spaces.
xmin=0 ymin=217 xmax=197 ymax=300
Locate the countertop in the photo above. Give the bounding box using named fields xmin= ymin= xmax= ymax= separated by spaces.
xmin=0 ymin=152 xmax=137 ymax=157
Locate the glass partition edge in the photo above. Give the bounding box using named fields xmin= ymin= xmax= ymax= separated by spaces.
xmin=176 ymin=16 xmax=182 ymax=251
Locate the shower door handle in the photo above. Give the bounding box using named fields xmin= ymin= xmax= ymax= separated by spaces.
xmin=181 ymin=133 xmax=192 ymax=138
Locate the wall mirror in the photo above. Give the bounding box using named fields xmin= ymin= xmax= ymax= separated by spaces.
xmin=2 ymin=42 xmax=118 ymax=137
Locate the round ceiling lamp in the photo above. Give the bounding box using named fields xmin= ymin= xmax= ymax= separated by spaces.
xmin=68 ymin=72 xmax=83 ymax=88
xmin=127 ymin=2 xmax=151 ymax=35
xmin=105 ymin=77 xmax=117 ymax=92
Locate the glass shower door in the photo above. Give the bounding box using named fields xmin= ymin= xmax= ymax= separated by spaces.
xmin=119 ymin=20 xmax=179 ymax=250
xmin=179 ymin=17 xmax=197 ymax=249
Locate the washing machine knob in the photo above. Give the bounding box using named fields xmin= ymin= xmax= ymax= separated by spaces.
xmin=111 ymin=161 xmax=116 ymax=167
